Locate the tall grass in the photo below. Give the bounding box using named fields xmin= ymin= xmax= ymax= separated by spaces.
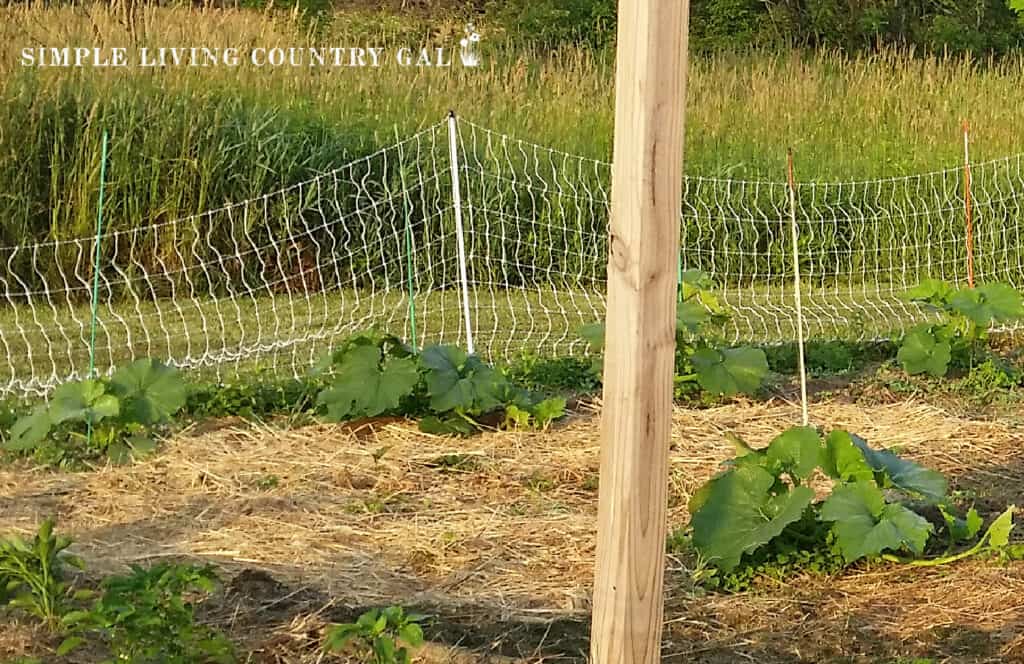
xmin=1 ymin=4 xmax=1023 ymax=286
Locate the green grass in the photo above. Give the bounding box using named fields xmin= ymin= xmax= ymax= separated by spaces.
xmin=0 ymin=280 xmax=942 ymax=398
xmin=1 ymin=4 xmax=1022 ymax=395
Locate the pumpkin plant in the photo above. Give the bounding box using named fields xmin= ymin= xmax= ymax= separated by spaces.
xmin=580 ymin=269 xmax=769 ymax=398
xmin=687 ymin=426 xmax=1016 ymax=582
xmin=2 ymin=358 xmax=187 ymax=466
xmin=898 ymin=279 xmax=1024 ymax=377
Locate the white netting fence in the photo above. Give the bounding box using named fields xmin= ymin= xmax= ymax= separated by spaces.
xmin=2 ymin=114 xmax=1022 ymax=398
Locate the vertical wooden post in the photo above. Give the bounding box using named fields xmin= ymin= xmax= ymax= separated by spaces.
xmin=591 ymin=1 xmax=690 ymax=662
xmin=962 ymin=119 xmax=975 ymax=288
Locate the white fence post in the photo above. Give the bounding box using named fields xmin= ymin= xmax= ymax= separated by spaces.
xmin=963 ymin=119 xmax=976 ymax=288
xmin=447 ymin=111 xmax=475 ymax=354
xmin=787 ymin=149 xmax=810 ymax=427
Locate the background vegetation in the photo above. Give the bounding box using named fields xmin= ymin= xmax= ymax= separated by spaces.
xmin=2 ymin=3 xmax=1024 ymax=287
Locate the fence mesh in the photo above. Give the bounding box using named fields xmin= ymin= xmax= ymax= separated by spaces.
xmin=1 ymin=114 xmax=1022 ymax=398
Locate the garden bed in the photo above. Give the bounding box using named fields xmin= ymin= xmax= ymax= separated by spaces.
xmin=2 ymin=397 xmax=1023 ymax=662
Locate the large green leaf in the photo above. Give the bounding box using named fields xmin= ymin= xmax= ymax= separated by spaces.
xmin=897 ymin=325 xmax=951 ymax=377
xmin=985 ymin=505 xmax=1016 ymax=549
xmin=689 ymin=464 xmax=814 ymax=572
xmin=578 ymin=322 xmax=605 ymax=353
xmin=820 ymin=430 xmax=875 ymax=483
xmin=676 ymin=300 xmax=710 ymax=333
xmin=317 ymin=345 xmax=419 ymax=421
xmin=949 ymin=284 xmax=1024 ymax=326
xmin=691 ymin=346 xmax=768 ymax=396
xmin=109 ymin=359 xmax=187 ymax=425
xmin=904 ymin=279 xmax=954 ymax=307
xmin=764 ymin=426 xmax=822 ymax=481
xmin=419 ymin=345 xmax=506 ymax=415
xmin=313 ymin=333 xmax=413 ymax=377
xmin=3 ymin=406 xmax=51 ymax=452
xmin=820 ymin=481 xmax=933 ymax=562
xmin=850 ymin=435 xmax=947 ymax=503
xmin=49 ymin=380 xmax=119 ymax=425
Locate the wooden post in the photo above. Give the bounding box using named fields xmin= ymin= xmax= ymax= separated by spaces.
xmin=591 ymin=1 xmax=690 ymax=662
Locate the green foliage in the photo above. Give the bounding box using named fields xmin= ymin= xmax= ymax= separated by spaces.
xmin=185 ymin=376 xmax=322 ymax=421
xmin=689 ymin=464 xmax=815 ymax=572
xmin=503 ymin=355 xmax=600 ymax=395
xmin=957 ymin=358 xmax=1022 ymax=396
xmin=581 ymin=270 xmax=768 ymax=401
xmin=692 ymin=0 xmax=1024 ymax=54
xmin=2 ymin=359 xmax=187 ymax=467
xmin=678 ymin=510 xmax=848 ymax=593
xmin=820 ymin=481 xmax=932 ymax=562
xmin=0 ymin=519 xmax=85 ymax=630
xmin=324 ymin=606 xmax=427 ymax=664
xmin=687 ymin=426 xmax=1015 ymax=579
xmin=420 ymin=345 xmax=506 ymax=415
xmin=898 ymin=280 xmax=1024 ymax=377
xmin=486 ymin=0 xmax=616 ymax=48
xmin=485 ymin=0 xmax=1024 ymax=53
xmin=313 ymin=333 xmax=566 ymax=435
xmin=64 ymin=563 xmax=235 ymax=664
xmin=316 ymin=334 xmax=419 ymax=421
xmin=765 ymin=340 xmax=894 ymax=376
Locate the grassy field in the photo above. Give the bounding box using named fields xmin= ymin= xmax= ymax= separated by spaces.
xmin=2 ymin=4 xmax=1024 ymax=312
xmin=3 ymin=4 xmax=1024 ymax=243
xmin=2 ymin=3 xmax=1023 ymax=396
xmin=0 ymin=278 xmax=952 ymax=399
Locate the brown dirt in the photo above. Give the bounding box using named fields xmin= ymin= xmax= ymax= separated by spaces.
xmin=2 ymin=398 xmax=1024 ymax=662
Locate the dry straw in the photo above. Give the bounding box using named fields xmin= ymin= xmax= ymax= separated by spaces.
xmin=2 ymin=398 xmax=1024 ymax=661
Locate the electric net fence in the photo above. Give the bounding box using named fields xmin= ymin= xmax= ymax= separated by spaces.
xmin=1 ymin=114 xmax=1022 ymax=399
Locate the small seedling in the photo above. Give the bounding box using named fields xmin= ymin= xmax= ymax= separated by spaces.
xmin=324 ymin=606 xmax=426 ymax=664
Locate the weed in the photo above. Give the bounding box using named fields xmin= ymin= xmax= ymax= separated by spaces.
xmin=524 ymin=471 xmax=556 ymax=493
xmin=185 ymin=376 xmax=322 ymax=422
xmin=425 ymin=453 xmax=480 ymax=472
xmin=0 ymin=519 xmax=86 ymax=630
xmin=252 ymin=475 xmax=281 ymax=491
xmin=504 ymin=355 xmax=600 ymax=395
xmin=64 ymin=563 xmax=235 ymax=664
xmin=324 ymin=606 xmax=427 ymax=664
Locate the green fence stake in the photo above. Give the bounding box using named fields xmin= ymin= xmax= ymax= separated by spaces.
xmin=87 ymin=130 xmax=109 ymax=444
xmin=405 ymin=220 xmax=417 ymax=352
xmin=89 ymin=130 xmax=109 ymax=377
xmin=396 ymin=133 xmax=417 ymax=352
xmin=677 ymin=250 xmax=683 ymax=301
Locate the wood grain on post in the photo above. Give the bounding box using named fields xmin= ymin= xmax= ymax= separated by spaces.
xmin=590 ymin=1 xmax=690 ymax=663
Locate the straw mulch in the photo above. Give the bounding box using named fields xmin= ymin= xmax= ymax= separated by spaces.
xmin=1 ymin=398 xmax=1023 ymax=662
